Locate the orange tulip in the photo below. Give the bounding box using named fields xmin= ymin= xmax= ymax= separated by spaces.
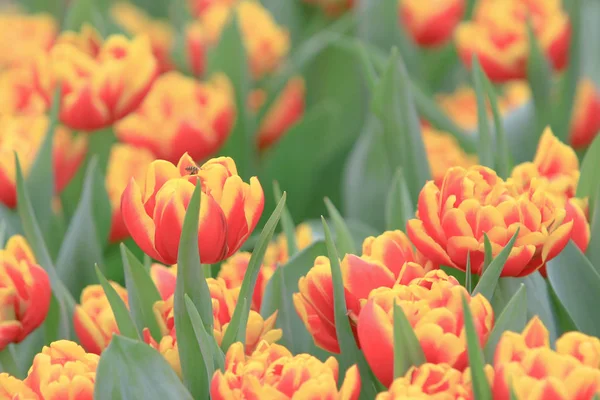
xmin=569 ymin=78 xmax=600 ymax=149
xmin=377 ymin=363 xmax=494 ymax=399
xmin=110 ymin=2 xmax=175 ymax=73
xmin=492 ymin=317 xmax=600 ymax=400
xmin=219 ymin=223 xmax=314 ymax=311
xmin=293 ymin=230 xmax=435 ymax=353
xmin=302 ymin=0 xmax=354 ymax=16
xmin=121 ymin=154 xmax=264 ymax=265
xmin=106 ymin=144 xmax=156 ymax=243
xmin=73 ymin=282 xmax=129 ymax=355
xmin=211 ymin=341 xmax=361 ymax=400
xmin=0 ymin=373 xmax=38 ymax=400
xmin=0 ymin=13 xmax=56 ymax=69
xmin=0 ymin=114 xmax=87 ymax=208
xmin=422 ymin=126 xmax=478 ymax=186
xmin=399 ymin=0 xmax=465 ymax=47
xmin=150 ymin=263 xmax=177 ymax=300
xmin=357 ymin=270 xmax=494 ymax=387
xmin=253 ymin=77 xmax=306 ymax=151
xmin=406 ymin=165 xmax=575 ymax=276
xmin=115 ymin=72 xmax=236 ymax=164
xmin=24 ymin=340 xmax=99 ymax=400
xmin=0 ymin=235 xmax=51 ymax=351
xmin=50 ymin=25 xmax=158 ymax=131
xmin=455 ymin=0 xmax=570 ymax=82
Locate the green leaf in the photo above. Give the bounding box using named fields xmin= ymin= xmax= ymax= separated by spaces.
xmin=273 ymin=181 xmax=297 ymax=258
xmin=484 ymin=284 xmax=527 ymax=361
xmin=504 ymin=101 xmax=539 ymax=164
xmin=184 ymin=295 xmax=221 ymax=383
xmin=465 ymin=254 xmax=472 ymax=293
xmin=220 ymin=194 xmax=287 ymax=352
xmin=576 ymin=134 xmax=600 ymax=217
xmin=547 ymin=283 xmax=579 ymax=335
xmin=0 ymin=347 xmax=20 ymax=377
xmin=63 ymin=0 xmax=108 ymax=32
xmin=322 ymin=217 xmax=381 ymax=398
xmin=56 ymin=157 xmax=110 ymax=296
xmin=15 ymin=154 xmax=75 ymax=339
xmin=484 ymin=78 xmax=512 ymax=178
xmin=393 ymin=303 xmax=426 ymax=378
xmin=385 ymin=169 xmax=414 ymax=232
xmin=371 ymin=48 xmax=431 ymax=205
xmin=174 ymin=183 xmax=213 ymax=399
xmin=587 ymin=187 xmax=600 ymax=270
xmin=95 ymin=265 xmax=139 ymax=341
xmin=324 ymin=198 xmax=357 ymax=256
xmin=473 ymin=228 xmax=520 ymax=300
xmin=472 ymin=58 xmax=494 ymax=169
xmin=209 ymin=14 xmax=255 ymax=179
xmin=546 ymin=241 xmax=600 ymax=336
xmin=526 ymin=20 xmax=553 ymax=139
xmin=461 ymin=295 xmax=492 ymax=400
xmin=120 ymin=244 xmax=162 ymax=341
xmin=95 ymin=335 xmax=193 ymax=400
xmin=22 ymin=0 xmax=63 ymax=18
xmin=483 ymin=234 xmax=493 ymax=274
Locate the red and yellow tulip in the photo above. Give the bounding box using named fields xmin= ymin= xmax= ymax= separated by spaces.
xmin=211 ymin=341 xmax=361 ymax=399
xmin=188 ymin=0 xmax=237 ymax=17
xmin=121 ymin=154 xmax=264 ymax=265
xmin=115 ymin=72 xmax=236 ymax=164
xmin=0 ymin=13 xmax=56 ymax=69
xmin=0 ymin=235 xmax=51 ymax=351
xmin=150 ymin=263 xmax=177 ymax=301
xmin=106 ymin=144 xmax=156 ymax=243
xmin=455 ymin=0 xmax=571 ymax=82
xmin=407 ymin=164 xmax=575 ymax=276
xmin=399 ymin=0 xmax=465 ymax=48
xmin=0 ymin=114 xmax=87 ymax=209
xmin=569 ymin=78 xmax=600 ymax=149
xmin=50 ymin=25 xmax=158 ymax=131
xmin=294 ymin=230 xmax=435 ymax=353
xmin=357 ymin=270 xmax=494 ymax=387
xmin=73 ymin=282 xmax=129 ymax=355
xmin=24 ymin=340 xmax=99 ymax=400
xmin=492 ymin=317 xmax=600 ymax=399
xmin=0 ymin=373 xmax=38 ymax=400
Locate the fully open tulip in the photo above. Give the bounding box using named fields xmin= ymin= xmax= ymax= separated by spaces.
xmin=357 ymin=270 xmax=494 ymax=387
xmin=294 ymin=230 xmax=435 ymax=353
xmin=110 ymin=2 xmax=175 ymax=73
xmin=121 ymin=153 xmax=264 ymax=265
xmin=377 ymin=363 xmax=493 ymax=399
xmin=0 ymin=13 xmax=56 ymax=69
xmin=407 ymin=165 xmax=575 ymax=276
xmin=50 ymin=25 xmax=158 ymax=131
xmin=115 ymin=72 xmax=236 ymax=164
xmin=0 ymin=373 xmax=38 ymax=399
xmin=569 ymin=78 xmax=600 ymax=148
xmin=399 ymin=0 xmax=465 ymax=47
xmin=0 ymin=114 xmax=87 ymax=208
xmin=211 ymin=341 xmax=361 ymax=400
xmin=106 ymin=144 xmax=156 ymax=242
xmin=455 ymin=0 xmax=570 ymax=82
xmin=73 ymin=282 xmax=129 ymax=354
xmin=0 ymin=235 xmax=51 ymax=351
xmin=24 ymin=340 xmax=99 ymax=399
xmin=493 ymin=317 xmax=600 ymax=399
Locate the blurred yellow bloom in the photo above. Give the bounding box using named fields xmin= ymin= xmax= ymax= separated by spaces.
xmin=0 ymin=12 xmax=56 ymax=69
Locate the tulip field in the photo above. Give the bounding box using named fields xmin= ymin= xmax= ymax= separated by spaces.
xmin=2 ymin=0 xmax=600 ymax=398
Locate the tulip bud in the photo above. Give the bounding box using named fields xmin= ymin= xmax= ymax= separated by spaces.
xmin=399 ymin=0 xmax=465 ymax=48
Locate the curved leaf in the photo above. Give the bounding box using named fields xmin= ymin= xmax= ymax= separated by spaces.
xmin=324 ymin=198 xmax=357 ymax=256
xmin=484 ymin=284 xmax=527 ymax=361
xmin=393 ymin=303 xmax=426 ymax=378
xmin=461 ymin=295 xmax=492 ymax=400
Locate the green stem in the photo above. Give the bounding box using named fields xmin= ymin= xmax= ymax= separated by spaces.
xmin=0 ymin=346 xmax=20 ymax=377
xmin=202 ymin=264 xmax=212 ymax=279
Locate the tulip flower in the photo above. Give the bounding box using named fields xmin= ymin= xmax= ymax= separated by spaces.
xmin=357 ymin=270 xmax=494 ymax=387
xmin=492 ymin=317 xmax=600 ymax=399
xmin=0 ymin=59 xmax=51 ymax=116
xmin=455 ymin=0 xmax=570 ymax=82
xmin=0 ymin=114 xmax=87 ymax=208
xmin=0 ymin=235 xmax=51 ymax=351
xmin=188 ymin=0 xmax=237 ymax=17
xmin=196 ymin=1 xmax=290 ymax=79
xmin=73 ymin=282 xmax=129 ymax=355
xmin=0 ymin=373 xmax=38 ymax=399
xmin=121 ymin=153 xmax=264 ymax=265
xmin=399 ymin=0 xmax=465 ymax=47
xmin=407 ymin=165 xmax=575 ymax=276
xmin=422 ymin=126 xmax=478 ymax=186
xmin=106 ymin=144 xmax=156 ymax=243
xmin=511 ymin=128 xmax=590 ymax=274
xmin=569 ymin=78 xmax=600 ymax=148
xmin=219 ymin=223 xmax=314 ymax=311
xmin=377 ymin=363 xmax=494 ymax=399
xmin=50 ymin=25 xmax=158 ymax=131
xmin=252 ymin=77 xmax=306 ymax=151
xmin=110 ymin=3 xmax=175 ymax=73
xmin=302 ymin=0 xmax=354 ymax=16
xmin=115 ymin=72 xmax=236 ymax=164
xmin=294 ymin=230 xmax=434 ymax=353
xmin=150 ymin=263 xmax=177 ymax=300
xmin=184 ymin=23 xmax=207 ymax=77
xmin=24 ymin=340 xmax=99 ymax=399
xmin=0 ymin=13 xmax=56 ymax=69
xmin=211 ymin=341 xmax=361 ymax=400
